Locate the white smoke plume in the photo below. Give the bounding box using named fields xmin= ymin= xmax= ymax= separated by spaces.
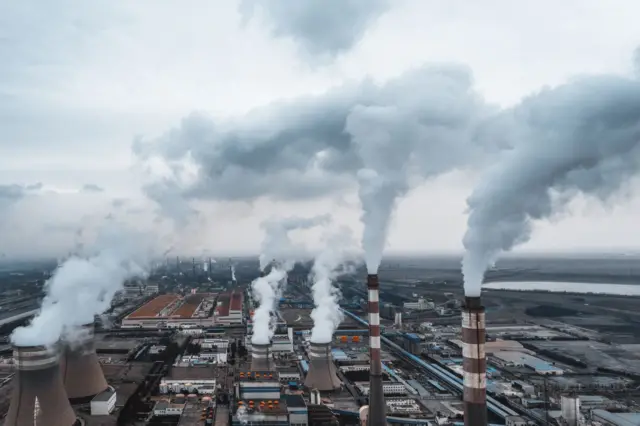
xmin=11 ymin=223 xmax=157 ymax=347
xmin=462 ymin=56 xmax=640 ymax=297
xmin=231 ymin=264 xmax=237 ymax=281
xmin=203 ymin=260 xmax=208 ymax=272
xmin=309 ymin=227 xmax=358 ymax=343
xmin=250 ymin=267 xmax=287 ymax=345
xmin=258 ymin=214 xmax=330 ymax=270
xmin=252 ymin=215 xmax=329 ymax=344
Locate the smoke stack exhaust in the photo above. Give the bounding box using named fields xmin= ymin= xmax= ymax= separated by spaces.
xmin=367 ymin=274 xmax=386 ymax=425
xmin=250 ymin=342 xmax=274 ymax=371
xmin=60 ymin=322 xmax=109 ymax=403
xmin=304 ymin=341 xmax=341 ymax=391
xmin=5 ymin=345 xmax=78 ymax=426
xmin=462 ymin=296 xmax=487 ymax=426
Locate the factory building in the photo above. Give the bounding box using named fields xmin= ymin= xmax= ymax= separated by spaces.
xmin=233 ymin=371 xmax=289 ymax=425
xmin=121 ymin=293 xmax=216 ymax=328
xmin=159 ymin=379 xmax=217 ymax=394
xmin=403 ymin=297 xmax=434 ymax=311
xmin=90 ymin=387 xmax=117 ymax=416
xmin=216 ymin=290 xmax=244 ymax=324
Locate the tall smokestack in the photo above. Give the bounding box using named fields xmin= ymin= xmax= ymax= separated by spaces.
xmin=5 ymin=345 xmax=78 ymax=426
xmin=304 ymin=341 xmax=341 ymax=391
xmin=367 ymin=274 xmax=386 ymax=425
xmin=60 ymin=323 xmax=109 ymax=403
xmin=462 ymin=296 xmax=487 ymax=426
xmin=250 ymin=342 xmax=274 ymax=371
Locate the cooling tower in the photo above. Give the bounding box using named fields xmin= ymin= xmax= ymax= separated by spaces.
xmin=462 ymin=296 xmax=487 ymax=426
xmin=367 ymin=274 xmax=386 ymax=426
xmin=5 ymin=344 xmax=78 ymax=426
xmin=304 ymin=341 xmax=341 ymax=391
xmin=60 ymin=322 xmax=109 ymax=404
xmin=250 ymin=342 xmax=274 ymax=371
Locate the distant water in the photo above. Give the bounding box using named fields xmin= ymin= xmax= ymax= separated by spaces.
xmin=483 ymin=281 xmax=640 ymax=296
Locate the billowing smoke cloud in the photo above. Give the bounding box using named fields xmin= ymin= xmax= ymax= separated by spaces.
xmin=462 ymin=62 xmax=640 ymax=297
xmin=252 ymin=215 xmax=329 ymax=344
xmin=259 ymin=214 xmax=330 ymax=270
xmin=250 ymin=267 xmax=287 ymax=345
xmin=11 ymin=223 xmax=157 ymax=346
xmin=231 ymin=264 xmax=237 ymax=281
xmin=133 ymin=65 xmax=497 ymax=222
xmin=240 ymin=0 xmax=390 ymax=59
xmin=0 ymin=183 xmax=43 ymax=212
xmin=309 ymin=227 xmax=357 ymax=343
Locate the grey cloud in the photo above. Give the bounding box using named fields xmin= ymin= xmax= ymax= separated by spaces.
xmin=134 ymin=63 xmax=499 ymax=221
xmin=111 ymin=198 xmax=127 ymax=208
xmin=462 ymin=72 xmax=640 ymax=296
xmin=634 ymin=46 xmax=640 ymax=78
xmin=82 ymin=183 xmax=104 ymax=193
xmin=239 ymin=0 xmax=390 ymax=59
xmin=0 ymin=182 xmax=44 ymax=210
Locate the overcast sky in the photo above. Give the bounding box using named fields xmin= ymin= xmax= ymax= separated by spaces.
xmin=1 ymin=0 xmax=639 ymax=260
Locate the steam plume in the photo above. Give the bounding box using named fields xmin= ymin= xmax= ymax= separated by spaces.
xmin=12 ymin=223 xmax=155 ymax=346
xmin=231 ymin=264 xmax=237 ymax=281
xmin=252 ymin=215 xmax=329 ymax=344
xmin=258 ymin=214 xmax=330 ymax=270
xmin=250 ymin=267 xmax=287 ymax=344
xmin=463 ymin=59 xmax=640 ymax=297
xmin=309 ymin=227 xmax=356 ymax=343
xmin=133 ymin=65 xmax=495 ymax=219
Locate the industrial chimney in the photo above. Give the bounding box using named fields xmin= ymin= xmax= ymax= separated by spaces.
xmin=5 ymin=344 xmax=79 ymax=426
xmin=462 ymin=296 xmax=487 ymax=426
xmin=250 ymin=342 xmax=274 ymax=371
xmin=304 ymin=341 xmax=341 ymax=391
xmin=60 ymin=322 xmax=109 ymax=404
xmin=367 ymin=274 xmax=386 ymax=425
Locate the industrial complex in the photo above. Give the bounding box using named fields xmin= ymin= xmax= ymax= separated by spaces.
xmin=0 ymin=257 xmax=640 ymax=426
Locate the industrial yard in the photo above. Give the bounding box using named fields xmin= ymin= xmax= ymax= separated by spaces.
xmin=0 ymin=256 xmax=639 ymax=425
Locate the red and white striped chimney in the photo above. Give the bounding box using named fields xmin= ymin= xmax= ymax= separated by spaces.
xmin=367 ymin=274 xmax=386 ymax=425
xmin=462 ymin=296 xmax=487 ymax=426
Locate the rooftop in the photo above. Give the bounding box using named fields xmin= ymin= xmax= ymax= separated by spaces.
xmin=127 ymin=294 xmax=179 ymax=318
xmin=285 ymin=394 xmax=306 ymax=408
xmin=92 ymin=387 xmax=116 ymax=402
xmin=171 ymin=294 xmax=206 ymax=318
xmin=230 ymin=291 xmax=243 ymax=311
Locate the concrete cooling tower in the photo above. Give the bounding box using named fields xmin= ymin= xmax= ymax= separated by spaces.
xmin=60 ymin=322 xmax=109 ymax=404
xmin=304 ymin=341 xmax=341 ymax=391
xmin=5 ymin=345 xmax=78 ymax=426
xmin=250 ymin=342 xmax=274 ymax=371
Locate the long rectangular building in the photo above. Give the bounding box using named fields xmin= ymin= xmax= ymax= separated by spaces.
xmin=122 ymin=294 xmax=216 ymax=328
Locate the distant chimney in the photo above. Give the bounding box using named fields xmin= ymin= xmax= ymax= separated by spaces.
xmin=462 ymin=296 xmax=487 ymax=426
xmin=60 ymin=322 xmax=109 ymax=404
xmin=250 ymin=342 xmax=274 ymax=371
xmin=304 ymin=341 xmax=341 ymax=391
xmin=5 ymin=345 xmax=78 ymax=426
xmin=366 ymin=274 xmax=386 ymax=425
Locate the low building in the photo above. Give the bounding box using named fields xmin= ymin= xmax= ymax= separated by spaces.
xmin=153 ymin=400 xmax=185 ymax=416
xmin=592 ymin=410 xmax=640 ymax=426
xmin=159 ymin=379 xmax=217 ymax=394
xmin=355 ymin=382 xmax=407 ymax=396
xmin=492 ymin=351 xmax=563 ymax=375
xmin=90 ymin=387 xmax=117 ymax=416
xmin=403 ymin=298 xmax=433 ymax=311
xmin=285 ymin=394 xmax=308 ymax=426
